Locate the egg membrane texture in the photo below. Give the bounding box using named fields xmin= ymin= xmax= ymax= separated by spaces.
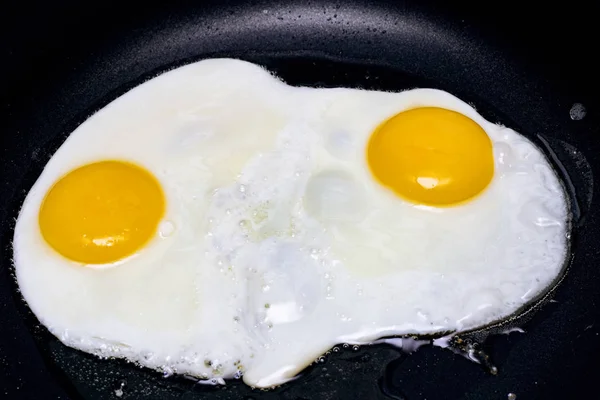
xmin=13 ymin=59 xmax=570 ymax=387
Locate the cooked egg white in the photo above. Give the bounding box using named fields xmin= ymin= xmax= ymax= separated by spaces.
xmin=13 ymin=59 xmax=569 ymax=388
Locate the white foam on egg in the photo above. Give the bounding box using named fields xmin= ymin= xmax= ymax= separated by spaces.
xmin=13 ymin=59 xmax=569 ymax=388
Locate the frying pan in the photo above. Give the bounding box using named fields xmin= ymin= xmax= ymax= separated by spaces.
xmin=1 ymin=0 xmax=598 ymax=399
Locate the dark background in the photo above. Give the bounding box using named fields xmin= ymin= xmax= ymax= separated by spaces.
xmin=1 ymin=1 xmax=598 ymax=399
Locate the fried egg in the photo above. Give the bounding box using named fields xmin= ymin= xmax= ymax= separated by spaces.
xmin=12 ymin=60 xmax=295 ymax=379
xmin=13 ymin=58 xmax=569 ymax=388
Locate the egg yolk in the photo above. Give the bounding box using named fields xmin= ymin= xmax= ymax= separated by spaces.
xmin=367 ymin=107 xmax=494 ymax=206
xmin=38 ymin=160 xmax=165 ymax=264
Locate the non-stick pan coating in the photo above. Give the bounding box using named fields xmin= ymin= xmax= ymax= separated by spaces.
xmin=1 ymin=1 xmax=598 ymax=399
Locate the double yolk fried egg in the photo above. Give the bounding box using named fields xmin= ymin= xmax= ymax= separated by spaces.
xmin=13 ymin=59 xmax=569 ymax=387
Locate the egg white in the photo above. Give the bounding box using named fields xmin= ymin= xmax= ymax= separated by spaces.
xmin=13 ymin=59 xmax=570 ymax=388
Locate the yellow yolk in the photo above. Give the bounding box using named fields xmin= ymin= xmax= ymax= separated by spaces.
xmin=38 ymin=160 xmax=165 ymax=264
xmin=367 ymin=107 xmax=494 ymax=206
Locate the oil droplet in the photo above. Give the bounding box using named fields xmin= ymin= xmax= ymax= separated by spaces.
xmin=508 ymin=393 xmax=517 ymax=400
xmin=352 ymin=345 xmax=360 ymax=351
xmin=114 ymin=380 xmax=126 ymax=397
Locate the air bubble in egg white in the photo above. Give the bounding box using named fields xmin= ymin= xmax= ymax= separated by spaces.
xmin=309 ymin=248 xmax=320 ymax=259
xmin=494 ymin=141 xmax=515 ymax=174
xmin=304 ymin=170 xmax=366 ymax=223
xmin=340 ymin=314 xmax=352 ymax=322
xmin=171 ymin=116 xmax=214 ymax=149
xmin=159 ymin=221 xmax=176 ymax=237
xmin=326 ymin=130 xmax=354 ymax=159
xmin=325 ymin=285 xmax=334 ymax=300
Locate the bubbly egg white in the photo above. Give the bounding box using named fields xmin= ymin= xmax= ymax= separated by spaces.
xmin=13 ymin=59 xmax=569 ymax=388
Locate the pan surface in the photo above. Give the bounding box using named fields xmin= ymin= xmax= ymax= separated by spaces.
xmin=1 ymin=1 xmax=598 ymax=399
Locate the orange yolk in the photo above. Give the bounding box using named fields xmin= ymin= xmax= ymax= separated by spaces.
xmin=38 ymin=160 xmax=165 ymax=264
xmin=367 ymin=107 xmax=494 ymax=206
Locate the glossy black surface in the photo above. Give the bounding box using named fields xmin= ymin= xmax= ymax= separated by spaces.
xmin=1 ymin=1 xmax=598 ymax=399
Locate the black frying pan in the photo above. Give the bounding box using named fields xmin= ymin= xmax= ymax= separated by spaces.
xmin=1 ymin=1 xmax=598 ymax=399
